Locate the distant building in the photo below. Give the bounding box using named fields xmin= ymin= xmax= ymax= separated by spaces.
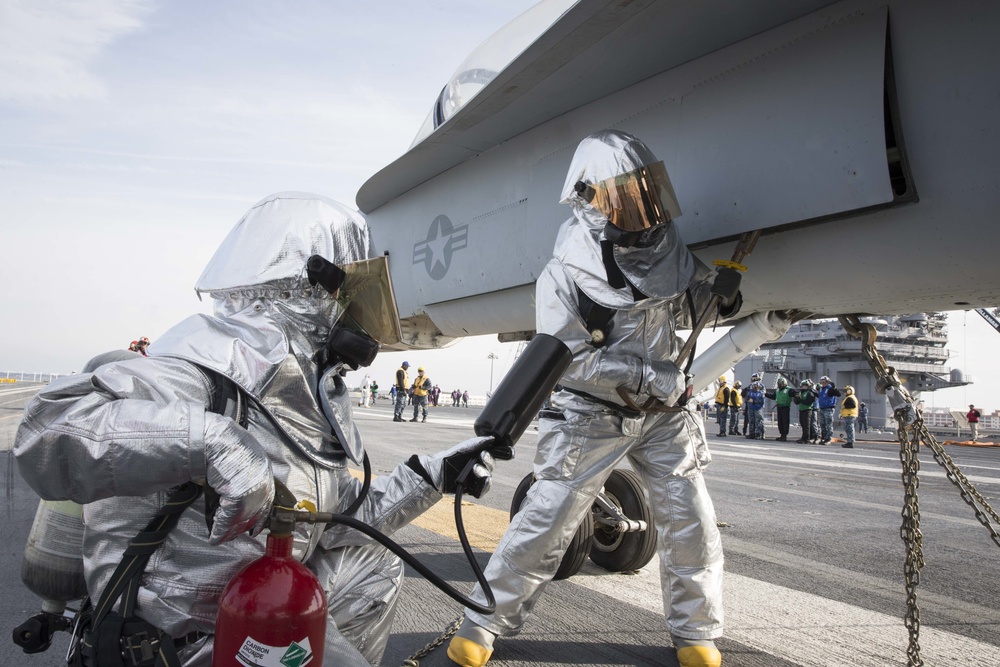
xmin=734 ymin=313 xmax=970 ymax=429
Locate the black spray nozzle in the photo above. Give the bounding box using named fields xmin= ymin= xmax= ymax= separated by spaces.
xmin=474 ymin=333 xmax=572 ymax=460
xmin=306 ymin=255 xmax=346 ymax=294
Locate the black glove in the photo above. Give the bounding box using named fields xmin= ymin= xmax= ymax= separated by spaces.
xmin=711 ymin=267 xmax=742 ymax=306
xmin=407 ymin=436 xmax=496 ymax=499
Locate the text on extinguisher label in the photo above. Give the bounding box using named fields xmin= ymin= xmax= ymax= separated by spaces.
xmin=236 ymin=635 xmax=314 ymax=667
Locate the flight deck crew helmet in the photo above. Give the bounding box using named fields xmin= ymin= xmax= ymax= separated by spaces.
xmin=750 ymin=373 xmax=762 ymax=382
xmin=718 ymin=377 xmax=727 ymax=384
xmin=561 ymin=130 xmax=682 ymax=248
xmin=733 ymin=381 xmax=742 ymax=388
xmin=819 ymin=375 xmax=830 ymax=383
xmin=800 ymin=380 xmax=811 ymax=388
xmin=777 ymin=377 xmax=787 ymax=388
xmin=844 ymin=385 xmax=855 ymax=395
xmin=418 ymin=366 xmax=425 ymax=372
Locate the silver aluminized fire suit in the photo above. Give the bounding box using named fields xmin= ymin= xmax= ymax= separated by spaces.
xmin=14 ymin=192 xmax=491 ymax=667
xmin=464 ymin=131 xmax=729 ymax=643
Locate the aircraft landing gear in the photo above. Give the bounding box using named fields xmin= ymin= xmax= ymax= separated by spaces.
xmin=509 ymin=474 xmax=594 ymax=579
xmin=589 ymin=469 xmax=657 ymax=573
xmin=509 ymin=469 xmax=656 ymax=580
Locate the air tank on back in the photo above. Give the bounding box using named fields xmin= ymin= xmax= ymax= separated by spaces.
xmin=21 ymin=499 xmax=88 ymax=613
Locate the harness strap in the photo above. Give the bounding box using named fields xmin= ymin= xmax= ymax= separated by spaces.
xmin=77 ymin=483 xmax=203 ymax=667
xmin=561 ymin=387 xmax=643 ymax=419
xmin=90 ymin=483 xmax=202 ymax=629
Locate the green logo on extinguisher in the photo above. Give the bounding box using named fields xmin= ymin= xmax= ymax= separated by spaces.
xmin=279 ymin=640 xmax=312 ymax=667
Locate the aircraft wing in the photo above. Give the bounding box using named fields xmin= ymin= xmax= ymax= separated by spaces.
xmin=359 ymin=0 xmax=1000 ymax=349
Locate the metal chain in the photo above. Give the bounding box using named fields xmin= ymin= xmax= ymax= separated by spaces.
xmin=917 ymin=421 xmax=1000 ymax=547
xmin=841 ymin=315 xmax=1000 ymax=666
xmin=400 ymin=615 xmax=463 ymax=667
xmin=896 ymin=420 xmax=924 ymax=667
xmin=842 ymin=316 xmax=924 ymax=665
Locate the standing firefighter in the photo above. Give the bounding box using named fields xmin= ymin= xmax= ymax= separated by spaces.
xmin=13 ymin=193 xmax=495 ymax=667
xmin=447 ymin=130 xmax=742 ymax=667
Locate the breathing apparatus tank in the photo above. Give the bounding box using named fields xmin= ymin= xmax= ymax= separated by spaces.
xmin=21 ymin=499 xmax=88 ymax=611
xmin=20 ymin=349 xmax=136 ymax=615
xmin=213 ymin=521 xmax=327 ymax=667
xmin=13 ymin=500 xmax=88 ymax=655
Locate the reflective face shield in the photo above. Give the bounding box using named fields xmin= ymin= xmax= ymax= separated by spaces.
xmin=581 ymin=161 xmax=681 ymax=234
xmin=310 ymin=255 xmax=404 ymax=371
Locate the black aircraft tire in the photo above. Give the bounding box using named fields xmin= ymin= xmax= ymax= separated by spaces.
xmin=589 ymin=469 xmax=657 ymax=573
xmin=509 ymin=473 xmax=594 ymax=580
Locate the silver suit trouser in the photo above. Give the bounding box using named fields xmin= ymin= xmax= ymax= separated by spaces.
xmin=466 ymin=407 xmax=723 ymax=640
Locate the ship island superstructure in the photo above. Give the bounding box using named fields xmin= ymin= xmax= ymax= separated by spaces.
xmin=734 ymin=313 xmax=970 ymax=430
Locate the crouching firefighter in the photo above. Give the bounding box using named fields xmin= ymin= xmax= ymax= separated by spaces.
xmin=447 ymin=130 xmax=742 ymax=667
xmin=13 ymin=192 xmax=496 ymax=667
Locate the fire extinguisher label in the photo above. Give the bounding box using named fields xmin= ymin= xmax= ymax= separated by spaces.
xmin=235 ymin=636 xmax=314 ymax=667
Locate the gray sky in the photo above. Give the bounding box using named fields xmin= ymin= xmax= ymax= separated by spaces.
xmin=0 ymin=0 xmax=538 ymax=385
xmin=1 ymin=0 xmax=996 ymax=409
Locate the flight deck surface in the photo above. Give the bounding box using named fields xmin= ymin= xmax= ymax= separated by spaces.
xmin=3 ymin=384 xmax=998 ymax=666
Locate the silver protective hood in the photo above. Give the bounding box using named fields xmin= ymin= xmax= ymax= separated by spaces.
xmin=154 ymin=192 xmax=374 ymax=466
xmin=196 ymin=191 xmax=373 ymax=299
xmin=557 ymin=130 xmax=696 ymax=306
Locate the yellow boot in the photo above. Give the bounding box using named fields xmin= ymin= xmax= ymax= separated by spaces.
xmin=676 ymin=645 xmax=722 ymax=667
xmin=446 ymin=619 xmax=496 ymax=667
xmin=674 ymin=636 xmax=722 ymax=667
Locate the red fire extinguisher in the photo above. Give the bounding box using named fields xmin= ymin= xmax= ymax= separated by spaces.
xmin=213 ymin=522 xmax=327 ymax=667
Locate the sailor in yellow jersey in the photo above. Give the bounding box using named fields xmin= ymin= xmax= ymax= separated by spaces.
xmin=714 ymin=377 xmax=731 ymax=437
xmin=410 ymin=366 xmax=432 ymax=422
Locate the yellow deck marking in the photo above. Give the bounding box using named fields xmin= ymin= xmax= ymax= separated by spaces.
xmin=349 ymin=468 xmax=508 ymax=551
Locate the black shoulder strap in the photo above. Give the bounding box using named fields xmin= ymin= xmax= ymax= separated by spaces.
xmin=205 ymin=369 xmax=249 ymax=429
xmin=199 ymin=369 xmax=250 ymax=534
xmin=78 ymin=483 xmax=202 ymax=667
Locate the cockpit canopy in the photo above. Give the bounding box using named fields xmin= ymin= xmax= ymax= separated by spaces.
xmin=409 ymin=0 xmax=576 ymax=148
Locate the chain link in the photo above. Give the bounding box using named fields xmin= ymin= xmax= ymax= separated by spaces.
xmin=917 ymin=422 xmax=1000 ymax=547
xmin=400 ymin=616 xmax=463 ymax=667
xmin=841 ymin=315 xmax=1000 ymax=666
xmin=897 ymin=420 xmax=924 ymax=667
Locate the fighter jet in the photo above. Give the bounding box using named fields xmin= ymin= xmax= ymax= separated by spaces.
xmin=357 ymin=0 xmax=1000 ymax=350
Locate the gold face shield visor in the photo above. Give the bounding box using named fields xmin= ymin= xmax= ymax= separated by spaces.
xmin=588 ymin=161 xmax=682 ymax=233
xmin=336 ymin=256 xmax=403 ymax=347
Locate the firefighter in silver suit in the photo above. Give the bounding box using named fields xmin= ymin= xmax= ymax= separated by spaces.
xmin=448 ymin=131 xmax=742 ymax=667
xmin=14 ymin=192 xmax=494 ymax=667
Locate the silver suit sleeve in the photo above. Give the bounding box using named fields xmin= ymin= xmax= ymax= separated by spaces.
xmin=14 ymin=371 xmax=210 ymax=502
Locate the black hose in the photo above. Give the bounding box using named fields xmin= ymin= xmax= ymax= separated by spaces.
xmin=311 ymin=458 xmax=496 ymax=615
